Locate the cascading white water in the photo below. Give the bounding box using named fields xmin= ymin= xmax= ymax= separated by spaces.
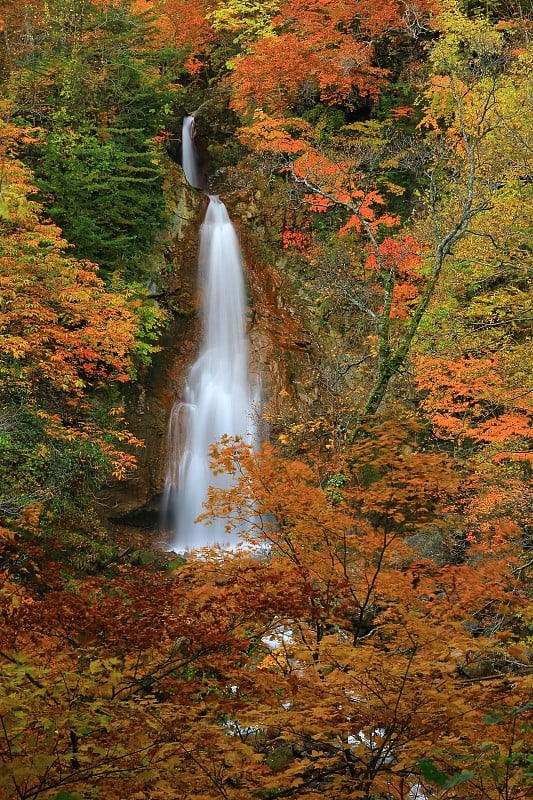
xmin=181 ymin=116 xmax=203 ymax=190
xmin=161 ymin=118 xmax=259 ymax=550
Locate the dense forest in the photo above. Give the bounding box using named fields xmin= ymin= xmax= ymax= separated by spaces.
xmin=0 ymin=1 xmax=532 ymax=798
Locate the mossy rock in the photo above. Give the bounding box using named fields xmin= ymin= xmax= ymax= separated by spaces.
xmin=130 ymin=549 xmax=185 ymax=571
xmin=265 ymin=745 xmax=294 ymax=772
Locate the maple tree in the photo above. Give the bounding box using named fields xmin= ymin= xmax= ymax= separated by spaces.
xmin=200 ymin=431 xmax=531 ymax=799
xmin=1 ymin=426 xmax=531 ymax=799
xmin=411 ymin=19 xmax=532 ymax=452
xmin=133 ymin=0 xmax=216 ymax=76
xmin=224 ymin=0 xmax=436 ymax=116
xmin=406 ymin=21 xmax=533 ymax=563
xmin=233 ymin=0 xmax=532 ymax=438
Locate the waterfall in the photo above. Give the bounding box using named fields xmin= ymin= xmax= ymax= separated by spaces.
xmin=161 ymin=119 xmax=259 ymax=550
xmin=181 ymin=116 xmax=203 ymax=190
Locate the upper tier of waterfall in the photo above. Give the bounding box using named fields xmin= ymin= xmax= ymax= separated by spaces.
xmin=181 ymin=116 xmax=204 ymax=190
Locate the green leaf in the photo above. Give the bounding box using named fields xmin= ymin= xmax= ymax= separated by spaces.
xmin=418 ymin=758 xmax=449 ymax=786
xmin=445 ymin=770 xmax=476 ymax=788
xmin=417 ymin=759 xmax=475 ymax=789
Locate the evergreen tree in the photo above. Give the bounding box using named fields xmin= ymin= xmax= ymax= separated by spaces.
xmin=5 ymin=0 xmax=184 ymax=277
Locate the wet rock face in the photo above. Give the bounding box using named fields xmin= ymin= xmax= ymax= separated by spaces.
xmin=99 ymin=167 xmax=201 ymax=523
xmin=101 ymin=313 xmax=200 ymax=523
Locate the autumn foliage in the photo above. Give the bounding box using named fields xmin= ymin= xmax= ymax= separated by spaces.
xmin=1 ymin=425 xmax=531 ymax=799
xmin=1 ymin=1 xmax=532 ymax=799
xmin=0 ymin=122 xmax=154 ymax=531
xmin=227 ymin=1 xmax=434 ymax=115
